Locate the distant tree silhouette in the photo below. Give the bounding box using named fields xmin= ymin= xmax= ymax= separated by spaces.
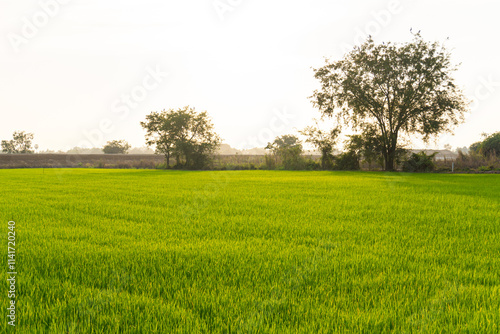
xmin=1 ymin=131 xmax=35 ymax=154
xmin=103 ymin=140 xmax=131 ymax=154
xmin=141 ymin=106 xmax=221 ymax=169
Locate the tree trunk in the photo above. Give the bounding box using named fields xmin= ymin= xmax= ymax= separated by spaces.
xmin=382 ymin=149 xmax=389 ymax=171
xmin=385 ymin=141 xmax=398 ymax=171
xmin=385 ymin=151 xmax=395 ymax=171
xmin=383 ymin=132 xmax=398 ymax=172
xmin=166 ymin=152 xmax=170 ymax=167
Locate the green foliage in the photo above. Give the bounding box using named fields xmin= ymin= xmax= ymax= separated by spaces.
xmin=478 ymin=165 xmax=494 ymax=172
xmin=469 ymin=141 xmax=481 ymax=154
xmin=141 ymin=106 xmax=221 ymax=169
xmin=103 ymin=140 xmax=131 ymax=154
xmin=304 ymin=158 xmax=321 ymax=170
xmin=266 ymin=135 xmax=305 ymax=170
xmin=217 ymin=162 xmax=258 ymax=170
xmin=403 ymin=151 xmax=437 ymax=172
xmin=454 ymin=148 xmax=500 ymax=171
xmin=334 ymin=151 xmax=360 ymax=170
xmin=2 ymin=169 xmax=499 ymax=332
xmin=1 ymin=131 xmax=35 ymax=153
xmin=469 ymin=132 xmax=500 ymax=158
xmin=311 ymin=33 xmax=468 ymax=171
xmin=300 ymin=122 xmax=339 ymax=170
xmin=346 ymin=124 xmax=385 ymax=169
xmin=264 ymin=154 xmax=277 ymax=169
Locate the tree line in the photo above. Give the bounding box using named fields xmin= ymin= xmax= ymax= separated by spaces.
xmin=2 ymin=33 xmax=498 ymax=171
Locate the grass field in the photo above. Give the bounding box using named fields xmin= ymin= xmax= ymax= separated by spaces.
xmin=1 ymin=169 xmax=499 ymax=333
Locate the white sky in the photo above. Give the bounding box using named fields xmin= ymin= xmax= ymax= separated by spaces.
xmin=1 ymin=0 xmax=499 ymax=151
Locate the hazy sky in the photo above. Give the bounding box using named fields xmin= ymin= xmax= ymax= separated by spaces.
xmin=1 ymin=0 xmax=499 ymax=151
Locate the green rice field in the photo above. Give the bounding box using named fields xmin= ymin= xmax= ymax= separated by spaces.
xmin=1 ymin=169 xmax=499 ymax=333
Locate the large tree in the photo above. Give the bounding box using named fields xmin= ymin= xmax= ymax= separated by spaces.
xmin=311 ymin=33 xmax=469 ymax=171
xmin=141 ymin=106 xmax=221 ymax=169
xmin=1 ymin=131 xmax=35 ymax=154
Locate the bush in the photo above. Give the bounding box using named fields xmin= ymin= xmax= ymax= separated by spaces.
xmin=334 ymin=151 xmax=360 ymax=170
xmin=283 ymin=154 xmax=306 ymax=170
xmin=264 ymin=154 xmax=277 ymax=170
xmin=478 ymin=165 xmax=493 ymax=172
xmin=450 ymin=149 xmax=499 ymax=171
xmin=304 ymin=159 xmax=321 ymax=171
xmin=402 ymin=152 xmax=437 ymax=172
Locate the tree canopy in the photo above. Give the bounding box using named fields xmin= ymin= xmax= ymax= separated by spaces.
xmin=1 ymin=131 xmax=35 ymax=154
xmin=300 ymin=122 xmax=339 ymax=169
xmin=266 ymin=134 xmax=304 ymax=170
xmin=469 ymin=132 xmax=500 ymax=158
xmin=345 ymin=124 xmax=385 ymax=170
xmin=103 ymin=140 xmax=131 ymax=154
xmin=311 ymin=33 xmax=469 ymax=171
xmin=141 ymin=106 xmax=221 ymax=169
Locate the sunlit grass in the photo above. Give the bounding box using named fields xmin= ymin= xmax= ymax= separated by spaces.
xmin=0 ymin=169 xmax=499 ymax=333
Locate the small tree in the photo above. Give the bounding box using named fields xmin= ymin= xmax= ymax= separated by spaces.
xmin=103 ymin=140 xmax=131 ymax=154
xmin=141 ymin=106 xmax=221 ymax=169
xmin=300 ymin=121 xmax=339 ymax=169
xmin=1 ymin=131 xmax=35 ymax=154
xmin=346 ymin=124 xmax=385 ymax=170
xmin=266 ymin=135 xmax=304 ymax=170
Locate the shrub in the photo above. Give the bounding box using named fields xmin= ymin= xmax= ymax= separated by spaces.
xmin=155 ymin=162 xmax=170 ymax=169
xmin=402 ymin=152 xmax=437 ymax=172
xmin=478 ymin=165 xmax=493 ymax=172
xmin=264 ymin=154 xmax=277 ymax=170
xmin=304 ymin=159 xmax=321 ymax=171
xmin=282 ymin=153 xmax=306 ymax=170
xmin=334 ymin=151 xmax=360 ymax=170
xmin=452 ymin=149 xmax=499 ymax=171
